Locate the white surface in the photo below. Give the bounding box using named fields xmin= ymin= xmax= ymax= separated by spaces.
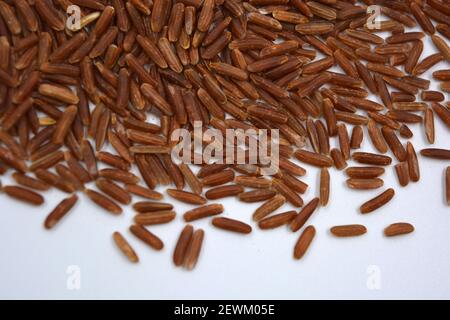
xmin=1 ymin=30 xmax=450 ymax=300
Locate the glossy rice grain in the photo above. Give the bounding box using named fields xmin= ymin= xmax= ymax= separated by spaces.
xmin=293 ymin=225 xmax=315 ymax=260
xmin=290 ymin=197 xmax=320 ymax=232
xmin=183 ymin=229 xmax=205 ymax=270
xmin=130 ymin=224 xmax=164 ymax=250
xmin=420 ymin=148 xmax=450 ymax=160
xmin=173 ymin=225 xmax=194 ymax=266
xmin=84 ymin=189 xmax=122 ymax=215
xmin=167 ymin=189 xmax=207 ymax=205
xmin=184 ymin=204 xmax=224 ymax=222
xmin=212 ymin=217 xmax=252 ymax=234
xmin=360 ymin=189 xmax=395 ymax=214
xmin=44 ymin=194 xmax=78 ymax=229
xmin=330 ymin=225 xmax=367 ymax=237
xmin=113 ymin=232 xmax=139 ymax=263
xmin=384 ymin=223 xmax=415 ymax=237
xmin=253 ymin=194 xmax=286 ymax=221
xmin=2 ymin=185 xmax=44 ymax=206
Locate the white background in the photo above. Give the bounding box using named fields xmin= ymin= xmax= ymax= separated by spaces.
xmin=1 ymin=24 xmax=450 ymax=299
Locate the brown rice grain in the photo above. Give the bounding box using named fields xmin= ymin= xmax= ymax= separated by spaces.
xmin=212 ymin=217 xmax=252 ymax=234
xmin=201 ymin=170 xmax=235 ymax=187
xmin=431 ymin=34 xmax=450 ymax=62
xmin=272 ymin=178 xmax=303 ymax=207
xmin=253 ymin=194 xmax=286 ymax=221
xmin=431 ymin=102 xmax=450 ymax=128
xmin=173 ymin=225 xmax=194 ymax=266
xmin=96 ymin=178 xmax=132 ymax=205
xmin=234 ymin=176 xmax=271 ymax=189
xmin=350 ymin=126 xmax=363 ymax=149
xmin=205 ymin=185 xmax=244 ymax=200
xmin=12 ymin=172 xmax=50 ymax=191
xmin=294 ymin=149 xmax=333 ymax=167
xmin=346 ymin=166 xmax=385 ymax=179
xmin=133 ymin=201 xmax=173 ymax=213
xmin=183 ymin=229 xmax=205 ymax=270
xmin=384 ymin=223 xmax=415 ymax=237
xmin=295 ymin=22 xmax=333 ymax=34
xmin=394 ymin=162 xmax=410 ymax=187
xmin=113 ymin=231 xmax=139 ymax=263
xmin=360 ymin=188 xmax=395 ymax=214
xmin=352 ymin=152 xmax=392 ymax=166
xmin=337 ymin=123 xmax=350 ymax=160
xmin=346 ymin=178 xmax=384 ymax=190
xmin=330 ymin=224 xmax=367 ymax=237
xmin=330 ymin=148 xmax=347 ymax=170
xmin=413 ymin=53 xmax=444 ymax=76
xmin=44 ymin=194 xmax=78 ymax=229
xmin=134 ymin=210 xmax=176 ymax=225
xmin=184 ymin=203 xmax=224 ymax=222
xmin=290 ymin=197 xmax=319 ymax=232
xmin=420 ymin=148 xmax=450 ymax=160
xmin=125 ymin=184 xmax=163 ymax=200
xmin=167 ymin=189 xmax=207 ymax=205
xmin=381 ymin=126 xmax=407 ymax=162
xmin=238 ymin=189 xmax=277 ymax=203
xmin=319 ymin=168 xmax=330 ymax=206
xmin=2 ymin=185 xmax=44 ymax=206
xmin=130 ymin=224 xmax=164 ymax=250
xmin=52 ymin=105 xmax=78 ymax=145
xmin=84 ymin=189 xmax=122 ymax=215
xmin=258 ymin=210 xmax=297 ymax=230
xmin=293 ymin=225 xmax=315 ymax=260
